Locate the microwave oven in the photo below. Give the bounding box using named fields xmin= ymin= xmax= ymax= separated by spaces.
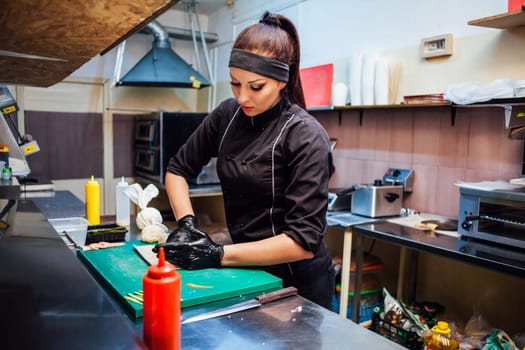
xmin=135 ymin=112 xmax=218 ymax=186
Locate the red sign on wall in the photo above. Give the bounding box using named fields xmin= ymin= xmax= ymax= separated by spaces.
xmin=508 ymin=0 xmax=524 ymax=11
xmin=299 ymin=63 xmax=333 ymax=108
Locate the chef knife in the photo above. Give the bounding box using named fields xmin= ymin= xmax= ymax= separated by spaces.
xmin=181 ymin=286 xmax=298 ymax=324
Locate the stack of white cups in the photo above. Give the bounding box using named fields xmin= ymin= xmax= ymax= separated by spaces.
xmin=343 ymin=53 xmax=400 ymax=106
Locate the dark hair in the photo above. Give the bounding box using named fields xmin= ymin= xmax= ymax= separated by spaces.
xmin=233 ymin=11 xmax=305 ymax=109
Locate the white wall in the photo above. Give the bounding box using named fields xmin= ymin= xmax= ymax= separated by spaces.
xmin=67 ymin=0 xmax=522 ymax=105
xmin=206 ymin=0 xmax=523 ymax=104
xmin=20 ymin=0 xmax=525 ymax=214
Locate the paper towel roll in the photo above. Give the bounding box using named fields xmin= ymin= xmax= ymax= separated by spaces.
xmin=374 ymin=58 xmax=390 ymax=105
xmin=361 ymin=54 xmax=378 ymax=105
xmin=348 ymin=54 xmax=362 ymax=106
xmin=332 ymin=82 xmax=348 ymax=106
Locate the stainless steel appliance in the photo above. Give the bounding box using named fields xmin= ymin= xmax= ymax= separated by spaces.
xmin=328 ymin=187 xmax=354 ymax=211
xmin=458 ymin=186 xmax=525 ymax=249
xmin=350 ymin=168 xmax=414 ymax=218
xmin=135 ymin=112 xmax=219 ymax=186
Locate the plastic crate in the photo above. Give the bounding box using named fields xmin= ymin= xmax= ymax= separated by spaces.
xmin=49 ymin=217 xmax=89 ymax=246
xmin=371 ymin=312 xmax=423 ymax=350
xmin=332 ymin=289 xmax=384 ymax=323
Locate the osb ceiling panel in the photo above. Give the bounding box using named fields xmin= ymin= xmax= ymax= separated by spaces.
xmin=0 ymin=0 xmax=178 ymax=87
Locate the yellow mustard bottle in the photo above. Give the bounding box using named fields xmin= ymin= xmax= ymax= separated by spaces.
xmin=85 ymin=175 xmax=100 ymax=225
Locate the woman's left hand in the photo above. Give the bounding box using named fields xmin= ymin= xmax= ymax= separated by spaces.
xmin=154 ymin=230 xmax=224 ymax=270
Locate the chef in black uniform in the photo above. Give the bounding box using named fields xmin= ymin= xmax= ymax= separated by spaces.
xmin=155 ymin=11 xmax=335 ymax=309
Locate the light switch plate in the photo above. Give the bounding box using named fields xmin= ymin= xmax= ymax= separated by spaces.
xmin=420 ymin=33 xmax=453 ymax=58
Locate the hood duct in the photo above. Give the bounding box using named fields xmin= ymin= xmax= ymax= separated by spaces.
xmin=116 ymin=21 xmax=210 ymax=89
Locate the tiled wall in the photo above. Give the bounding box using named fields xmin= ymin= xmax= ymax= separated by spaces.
xmin=313 ymin=106 xmax=523 ymax=218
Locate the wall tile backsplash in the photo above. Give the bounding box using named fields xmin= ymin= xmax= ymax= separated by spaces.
xmin=314 ymin=106 xmax=523 ymax=218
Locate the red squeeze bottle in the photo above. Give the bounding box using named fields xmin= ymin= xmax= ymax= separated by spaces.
xmin=143 ymin=247 xmax=181 ymax=350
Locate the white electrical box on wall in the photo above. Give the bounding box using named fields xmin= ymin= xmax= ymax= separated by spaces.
xmin=420 ymin=33 xmax=453 ymax=58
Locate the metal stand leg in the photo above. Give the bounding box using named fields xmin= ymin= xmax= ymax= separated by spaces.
xmin=397 ymin=246 xmax=407 ymax=300
xmin=339 ymin=228 xmax=353 ymax=318
xmin=352 ymin=233 xmax=363 ymax=323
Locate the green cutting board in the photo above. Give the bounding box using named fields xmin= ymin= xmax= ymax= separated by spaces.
xmin=77 ymin=240 xmax=282 ymax=319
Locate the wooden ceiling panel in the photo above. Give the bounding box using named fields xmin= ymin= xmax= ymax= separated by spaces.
xmin=0 ymin=0 xmax=178 ymax=87
xmin=0 ymin=56 xmax=84 ymax=87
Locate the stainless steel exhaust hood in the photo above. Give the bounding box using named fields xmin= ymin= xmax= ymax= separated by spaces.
xmin=116 ymin=21 xmax=210 ymax=89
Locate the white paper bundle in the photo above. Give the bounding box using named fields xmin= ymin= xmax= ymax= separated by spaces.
xmin=361 ymin=54 xmax=378 ymax=105
xmin=388 ymin=61 xmax=402 ymax=104
xmin=348 ymin=54 xmax=363 ymax=105
xmin=374 ymin=58 xmax=390 ymax=105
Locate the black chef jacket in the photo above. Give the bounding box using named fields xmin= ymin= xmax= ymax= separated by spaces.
xmin=167 ymin=97 xmax=335 ymax=308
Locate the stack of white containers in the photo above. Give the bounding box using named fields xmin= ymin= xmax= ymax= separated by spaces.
xmin=335 ymin=53 xmax=401 ymax=106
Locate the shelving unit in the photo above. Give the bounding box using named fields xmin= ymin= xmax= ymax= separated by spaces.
xmin=311 ymin=103 xmax=452 ymax=126
xmin=468 ymin=8 xmax=525 ymax=29
xmin=310 ymin=97 xmax=525 ymax=127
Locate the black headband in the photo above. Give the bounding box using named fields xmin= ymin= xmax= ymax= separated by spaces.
xmin=228 ymin=49 xmax=289 ymax=82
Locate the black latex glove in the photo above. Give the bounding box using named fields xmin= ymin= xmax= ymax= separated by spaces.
xmin=166 ymin=215 xmax=205 ymax=244
xmin=154 ymin=215 xmax=224 ymax=270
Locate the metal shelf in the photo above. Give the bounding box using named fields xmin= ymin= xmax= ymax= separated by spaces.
xmin=310 ymin=98 xmax=525 ymax=127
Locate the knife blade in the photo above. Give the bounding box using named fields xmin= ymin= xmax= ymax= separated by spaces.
xmin=181 ymin=286 xmax=298 ymax=324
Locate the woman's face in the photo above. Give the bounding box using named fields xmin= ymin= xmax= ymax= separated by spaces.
xmin=229 ymin=67 xmax=286 ymax=117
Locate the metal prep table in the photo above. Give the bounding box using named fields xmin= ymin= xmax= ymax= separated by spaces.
xmin=348 ymin=221 xmax=525 ymax=323
xmin=0 ymin=191 xmax=406 ymax=349
xmin=326 ymin=211 xmax=380 ymax=320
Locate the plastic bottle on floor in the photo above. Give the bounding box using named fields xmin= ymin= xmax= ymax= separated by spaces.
xmin=423 ymin=321 xmax=459 ymax=350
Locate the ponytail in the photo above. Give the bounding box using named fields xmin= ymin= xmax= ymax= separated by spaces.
xmin=269 ymin=13 xmax=306 ymax=109
xmin=234 ymin=12 xmax=306 ymax=109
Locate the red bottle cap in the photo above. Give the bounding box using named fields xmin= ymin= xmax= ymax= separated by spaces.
xmin=147 ymin=247 xmax=176 ymax=279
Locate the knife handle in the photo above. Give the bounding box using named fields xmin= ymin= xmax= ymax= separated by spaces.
xmin=256 ymin=286 xmax=298 ymax=304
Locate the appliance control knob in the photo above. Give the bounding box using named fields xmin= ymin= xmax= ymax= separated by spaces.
xmin=461 ymin=220 xmax=473 ymax=230
xmin=459 ymin=245 xmax=471 ymax=254
xmin=393 ymin=169 xmax=401 ymax=177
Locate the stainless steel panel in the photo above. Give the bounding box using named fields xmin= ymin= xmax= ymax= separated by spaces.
xmin=351 ymin=185 xmax=402 ymax=218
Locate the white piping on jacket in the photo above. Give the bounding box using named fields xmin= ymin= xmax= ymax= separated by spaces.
xmin=218 ymin=106 xmax=240 ymax=153
xmin=219 ymin=106 xmax=297 ymax=276
xmin=270 ymin=113 xmax=296 ymax=276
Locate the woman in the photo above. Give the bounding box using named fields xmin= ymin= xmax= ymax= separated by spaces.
xmin=155 ymin=11 xmax=335 ymax=309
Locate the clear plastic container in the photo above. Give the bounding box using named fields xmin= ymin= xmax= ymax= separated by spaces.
xmin=49 ymin=217 xmax=89 ymax=247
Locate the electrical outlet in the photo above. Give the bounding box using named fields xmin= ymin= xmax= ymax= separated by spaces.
xmin=420 ymin=33 xmax=453 ymax=58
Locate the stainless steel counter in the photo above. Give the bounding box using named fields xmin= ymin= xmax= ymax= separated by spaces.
xmin=0 ymin=191 xmax=406 ymax=349
xmin=176 ymin=295 xmax=405 ymax=350
xmin=0 ymin=200 xmax=144 ymax=350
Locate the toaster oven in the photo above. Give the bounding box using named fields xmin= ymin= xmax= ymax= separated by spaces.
xmin=458 ymin=186 xmax=525 ymax=249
